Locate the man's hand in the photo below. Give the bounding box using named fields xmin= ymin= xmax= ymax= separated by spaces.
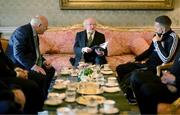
xmin=82 ymin=47 xmax=92 ymax=53
xmin=152 ymin=33 xmax=162 ymax=42
xmin=12 ymin=89 xmax=26 ymax=111
xmin=161 ymin=71 xmax=176 ymax=85
xmin=31 ymin=65 xmax=46 ymax=75
xmin=95 ymin=49 xmax=104 ymax=56
xmin=15 ymin=67 xmax=28 ymax=79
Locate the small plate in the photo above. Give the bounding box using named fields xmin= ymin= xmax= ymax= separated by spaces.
xmin=76 ymin=95 xmax=106 ymax=105
xmin=44 ymin=99 xmax=62 ymax=106
xmin=103 ymin=86 xmax=121 ymax=93
xmin=77 ymin=88 xmax=104 ymax=95
xmin=57 ymin=107 xmax=71 ymax=113
xmin=60 ymin=71 xmax=70 ymax=75
xmin=48 ymin=92 xmax=66 ymax=100
xmin=53 ymin=84 xmax=66 ymax=90
xmin=101 ymin=70 xmax=113 ymax=75
xmin=99 ymin=107 xmax=119 ymax=114
xmin=102 ymin=68 xmax=112 ymax=71
xmin=105 ymin=83 xmax=119 ymax=87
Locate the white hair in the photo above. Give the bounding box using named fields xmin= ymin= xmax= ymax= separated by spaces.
xmin=30 ymin=17 xmax=41 ymax=26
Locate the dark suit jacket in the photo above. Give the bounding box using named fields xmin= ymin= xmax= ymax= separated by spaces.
xmin=168 ymin=47 xmax=180 ymax=92
xmin=74 ymin=30 xmax=107 ymax=66
xmin=6 ymin=23 xmax=44 ymax=70
xmin=0 ymin=41 xmax=16 ymax=77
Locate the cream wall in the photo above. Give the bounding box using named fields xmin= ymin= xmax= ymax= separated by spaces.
xmin=0 ymin=0 xmax=180 ymax=27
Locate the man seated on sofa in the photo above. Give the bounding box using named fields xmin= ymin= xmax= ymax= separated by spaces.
xmin=73 ymin=18 xmax=107 ymax=66
xmin=130 ymin=47 xmax=180 ymax=114
xmin=116 ymin=15 xmax=179 ymax=104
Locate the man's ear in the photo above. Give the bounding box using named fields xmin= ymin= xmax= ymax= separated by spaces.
xmin=38 ymin=24 xmax=41 ymax=27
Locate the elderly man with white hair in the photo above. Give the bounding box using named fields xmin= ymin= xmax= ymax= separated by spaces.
xmin=6 ymin=15 xmax=55 ymax=99
xmin=73 ymin=18 xmax=107 ymax=66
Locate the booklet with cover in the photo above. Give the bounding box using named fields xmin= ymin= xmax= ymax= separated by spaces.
xmin=91 ymin=41 xmax=108 ymax=51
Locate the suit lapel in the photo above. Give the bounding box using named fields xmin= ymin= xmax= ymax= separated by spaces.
xmin=82 ymin=30 xmax=88 ymax=47
xmin=90 ymin=31 xmax=98 ymax=46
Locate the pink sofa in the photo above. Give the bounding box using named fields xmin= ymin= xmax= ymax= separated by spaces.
xmin=39 ymin=24 xmax=154 ymax=72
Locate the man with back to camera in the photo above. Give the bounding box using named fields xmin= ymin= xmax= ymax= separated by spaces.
xmin=130 ymin=45 xmax=180 ymax=114
xmin=116 ymin=15 xmax=179 ymax=104
xmin=0 ymin=32 xmax=44 ymax=114
xmin=73 ymin=18 xmax=107 ymax=66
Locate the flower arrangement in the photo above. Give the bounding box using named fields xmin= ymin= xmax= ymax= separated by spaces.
xmin=78 ymin=68 xmax=93 ymax=81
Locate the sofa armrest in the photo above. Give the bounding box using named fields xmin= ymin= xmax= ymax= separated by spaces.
xmin=156 ymin=62 xmax=173 ymax=77
xmin=0 ymin=38 xmax=9 ymax=52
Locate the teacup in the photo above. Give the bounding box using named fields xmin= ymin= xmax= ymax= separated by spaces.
xmin=107 ymin=77 xmax=117 ymax=85
xmin=65 ymin=89 xmax=76 ymax=102
xmin=87 ymin=101 xmax=98 ymax=113
xmin=103 ymin=100 xmax=115 ymax=112
xmin=56 ymin=107 xmax=71 ymax=115
xmin=103 ymin=64 xmax=110 ymax=70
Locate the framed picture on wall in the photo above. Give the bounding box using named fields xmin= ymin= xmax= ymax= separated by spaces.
xmin=60 ymin=0 xmax=174 ymax=10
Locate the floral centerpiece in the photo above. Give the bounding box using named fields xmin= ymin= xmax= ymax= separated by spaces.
xmin=78 ymin=67 xmax=93 ymax=81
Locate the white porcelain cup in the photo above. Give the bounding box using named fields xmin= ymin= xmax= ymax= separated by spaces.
xmin=65 ymin=89 xmax=76 ymax=102
xmin=87 ymin=101 xmax=98 ymax=114
xmin=104 ymin=64 xmax=110 ymax=70
xmin=107 ymin=77 xmax=117 ymax=85
xmin=103 ymin=100 xmax=115 ymax=112
xmin=56 ymin=107 xmax=71 ymax=115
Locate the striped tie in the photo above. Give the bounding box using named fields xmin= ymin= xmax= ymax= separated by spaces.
xmin=88 ymin=32 xmax=93 ymax=46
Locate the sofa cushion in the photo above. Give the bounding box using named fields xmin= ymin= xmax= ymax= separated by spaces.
xmin=43 ymin=54 xmax=74 ymax=72
xmin=106 ymin=54 xmax=135 ymax=70
xmin=129 ymin=37 xmax=150 ymax=56
xmin=39 ymin=28 xmax=83 ymax=54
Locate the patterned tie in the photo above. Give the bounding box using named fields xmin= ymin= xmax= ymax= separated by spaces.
xmin=34 ymin=35 xmax=43 ymax=66
xmin=87 ymin=32 xmax=93 ymax=47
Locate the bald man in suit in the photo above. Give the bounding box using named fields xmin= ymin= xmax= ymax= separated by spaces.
xmin=73 ymin=18 xmax=107 ymax=66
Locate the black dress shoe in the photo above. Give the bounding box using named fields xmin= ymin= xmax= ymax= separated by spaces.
xmin=125 ymin=88 xmax=137 ymax=105
xmin=127 ymin=98 xmax=137 ymax=105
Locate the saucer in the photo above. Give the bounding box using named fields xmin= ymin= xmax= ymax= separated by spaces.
xmin=101 ymin=70 xmax=113 ymax=75
xmin=57 ymin=107 xmax=71 ymax=113
xmin=60 ymin=71 xmax=70 ymax=75
xmin=48 ymin=92 xmax=66 ymax=100
xmin=105 ymin=83 xmax=119 ymax=87
xmin=44 ymin=99 xmax=62 ymax=106
xmin=99 ymin=107 xmax=119 ymax=114
xmin=102 ymin=68 xmax=112 ymax=71
xmin=53 ymin=84 xmax=66 ymax=90
xmin=103 ymin=86 xmax=121 ymax=93
xmin=76 ymin=95 xmax=106 ymax=105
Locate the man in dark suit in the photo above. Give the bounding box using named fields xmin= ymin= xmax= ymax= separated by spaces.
xmin=6 ymin=15 xmax=55 ymax=96
xmin=130 ymin=47 xmax=180 ymax=114
xmin=73 ymin=18 xmax=107 ymax=66
xmin=0 ymin=33 xmax=44 ymax=113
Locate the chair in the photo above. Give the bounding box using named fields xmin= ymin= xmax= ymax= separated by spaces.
xmin=156 ymin=62 xmax=180 ymax=114
xmin=158 ymin=98 xmax=180 ymax=114
xmin=156 ymin=62 xmax=173 ymax=76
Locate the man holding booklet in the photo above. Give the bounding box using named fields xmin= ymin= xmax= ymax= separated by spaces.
xmin=73 ymin=18 xmax=108 ymax=66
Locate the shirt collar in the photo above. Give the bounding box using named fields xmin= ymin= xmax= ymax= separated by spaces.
xmin=31 ymin=25 xmax=37 ymax=37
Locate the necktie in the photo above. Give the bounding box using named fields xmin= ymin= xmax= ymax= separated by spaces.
xmin=34 ymin=35 xmax=43 ymax=67
xmin=87 ymin=32 xmax=93 ymax=47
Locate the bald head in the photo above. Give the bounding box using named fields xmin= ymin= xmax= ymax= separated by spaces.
xmin=83 ymin=18 xmax=97 ymax=32
xmin=30 ymin=15 xmax=48 ymax=34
